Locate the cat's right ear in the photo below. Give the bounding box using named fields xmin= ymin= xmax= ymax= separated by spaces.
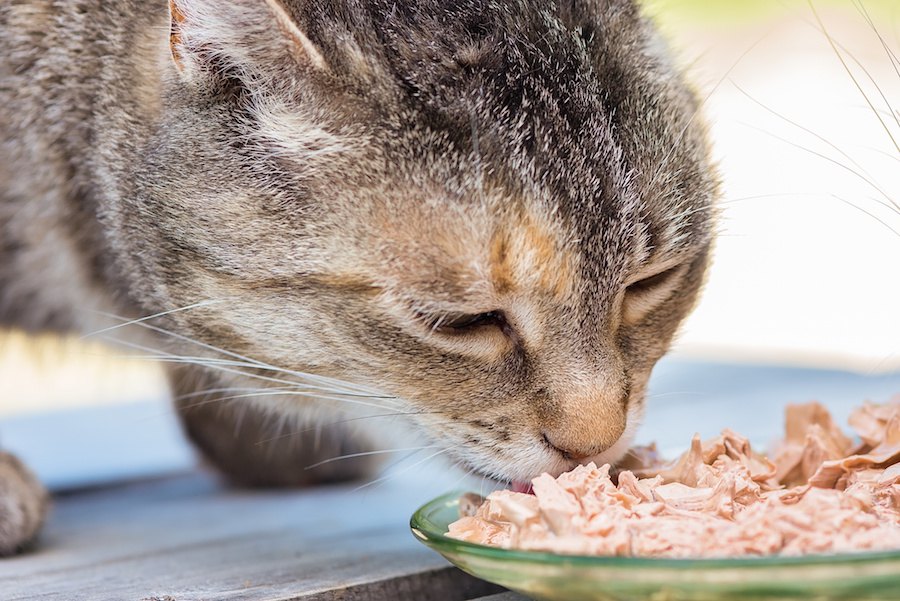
xmin=167 ymin=0 xmax=327 ymax=81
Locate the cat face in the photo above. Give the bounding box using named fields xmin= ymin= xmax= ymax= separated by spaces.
xmin=131 ymin=0 xmax=717 ymax=482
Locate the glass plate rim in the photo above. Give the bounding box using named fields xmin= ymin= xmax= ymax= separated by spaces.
xmin=411 ymin=491 xmax=900 ymax=570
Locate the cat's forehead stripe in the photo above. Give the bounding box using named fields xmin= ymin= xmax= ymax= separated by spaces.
xmin=489 ymin=209 xmax=574 ymax=301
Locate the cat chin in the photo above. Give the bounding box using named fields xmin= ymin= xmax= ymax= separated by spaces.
xmin=440 ymin=444 xmax=564 ymax=487
xmin=444 ymin=424 xmax=640 ymax=488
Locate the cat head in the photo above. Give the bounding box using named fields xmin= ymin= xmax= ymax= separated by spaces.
xmin=127 ymin=0 xmax=717 ymax=481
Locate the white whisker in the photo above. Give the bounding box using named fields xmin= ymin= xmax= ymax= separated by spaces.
xmin=174 ymin=386 xmax=298 ymax=401
xmin=181 ymin=389 xmax=408 ymax=413
xmin=304 ymin=445 xmax=440 ymax=470
xmin=95 ymin=307 xmax=387 ymax=397
xmin=739 ymin=121 xmax=898 ymax=211
xmin=354 ymin=448 xmax=452 ymax=492
xmin=446 ymin=462 xmax=478 ymax=492
xmin=252 ymin=410 xmax=447 ymax=445
xmin=832 ymin=194 xmax=900 ymax=238
xmin=733 ymin=81 xmax=879 ymax=183
xmin=105 ymin=338 xmax=408 ymax=412
xmin=645 ymin=32 xmax=768 ymax=193
xmin=808 ymin=0 xmax=900 ymax=154
xmin=83 ymin=300 xmax=222 ymax=339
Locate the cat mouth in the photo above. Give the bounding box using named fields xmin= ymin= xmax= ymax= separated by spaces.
xmin=439 ymin=425 xmax=638 ymax=494
xmin=444 ymin=450 xmax=538 ymax=494
xmin=510 ymin=481 xmax=535 ymax=494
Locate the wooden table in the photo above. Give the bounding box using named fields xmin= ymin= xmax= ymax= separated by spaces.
xmin=2 ymin=471 xmax=526 ymax=600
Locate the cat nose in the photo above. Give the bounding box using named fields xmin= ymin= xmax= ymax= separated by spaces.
xmin=541 ymin=432 xmax=594 ymax=461
xmin=539 ymin=396 xmax=627 ymax=461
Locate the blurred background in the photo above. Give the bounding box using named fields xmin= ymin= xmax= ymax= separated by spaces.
xmin=1 ymin=0 xmax=898 ymax=490
xmin=651 ymin=0 xmax=899 ymax=372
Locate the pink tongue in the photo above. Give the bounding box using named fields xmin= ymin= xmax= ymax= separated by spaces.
xmin=511 ymin=481 xmax=534 ymax=495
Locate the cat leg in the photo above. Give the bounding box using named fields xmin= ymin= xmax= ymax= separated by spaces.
xmin=169 ymin=366 xmax=380 ymax=488
xmin=0 ymin=450 xmax=48 ymax=556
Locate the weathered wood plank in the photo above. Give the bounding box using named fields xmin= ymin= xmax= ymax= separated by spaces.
xmin=2 ymin=472 xmax=499 ymax=600
xmin=301 ymin=568 xmax=505 ymax=600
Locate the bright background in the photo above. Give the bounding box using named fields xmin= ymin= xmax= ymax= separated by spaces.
xmin=651 ymin=0 xmax=899 ymax=371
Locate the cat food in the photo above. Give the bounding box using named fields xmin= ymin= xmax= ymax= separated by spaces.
xmin=447 ymin=400 xmax=900 ymax=557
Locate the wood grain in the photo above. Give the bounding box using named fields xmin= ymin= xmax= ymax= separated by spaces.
xmin=1 ymin=473 xmax=505 ymax=600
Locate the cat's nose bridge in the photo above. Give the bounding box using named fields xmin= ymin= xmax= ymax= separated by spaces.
xmin=536 ymin=363 xmax=628 ymax=460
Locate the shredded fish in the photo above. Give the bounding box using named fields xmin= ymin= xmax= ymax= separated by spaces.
xmin=447 ymin=400 xmax=900 ymax=557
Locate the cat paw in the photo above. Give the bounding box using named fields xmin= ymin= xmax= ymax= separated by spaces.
xmin=0 ymin=451 xmax=48 ymax=556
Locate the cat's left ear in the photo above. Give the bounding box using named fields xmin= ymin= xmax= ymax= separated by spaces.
xmin=168 ymin=0 xmax=326 ymax=79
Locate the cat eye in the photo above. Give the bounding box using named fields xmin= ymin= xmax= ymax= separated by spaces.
xmin=622 ymin=263 xmax=686 ymax=324
xmin=625 ymin=264 xmax=682 ymax=295
xmin=418 ymin=310 xmax=507 ymax=334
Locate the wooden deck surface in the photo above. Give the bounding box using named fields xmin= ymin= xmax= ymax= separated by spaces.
xmin=2 ymin=472 xmax=518 ymax=600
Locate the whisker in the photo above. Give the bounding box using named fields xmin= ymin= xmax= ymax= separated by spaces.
xmin=808 ymin=0 xmax=900 ymax=154
xmin=869 ymin=147 xmax=900 ymax=164
xmin=128 ymin=385 xmax=300 ymax=424
xmin=356 ymin=448 xmax=429 ymax=498
xmin=153 ymin=355 xmax=395 ymax=399
xmin=96 ymin=308 xmax=386 ymax=397
xmin=107 ymin=338 xmax=408 ymax=412
xmin=831 ymin=194 xmax=900 ymax=237
xmin=865 ymin=351 xmax=898 ymax=376
xmin=645 ymin=31 xmax=768 ymax=193
xmin=852 ymin=0 xmax=900 ymax=86
xmin=447 ymin=462 xmax=479 ymax=492
xmin=355 ymin=448 xmax=452 ymax=492
xmin=826 ymin=22 xmax=900 ymax=135
xmin=113 ymin=341 xmax=334 ymax=389
xmin=82 ymin=300 xmax=222 ymax=339
xmin=304 ymin=445 xmax=440 ymax=470
xmin=645 ymin=391 xmax=702 ymax=400
xmin=720 ymin=192 xmax=824 ymax=205
xmin=109 ymin=341 xmax=397 ymax=401
xmin=733 ymin=82 xmax=879 ymax=182
xmin=739 ymin=121 xmax=898 ymax=211
xmin=175 ymin=386 xmax=407 ymax=414
xmin=253 ymin=410 xmax=451 ymax=445
xmin=178 ymin=389 xmax=408 ymax=414
xmin=174 ymin=385 xmax=298 ymax=401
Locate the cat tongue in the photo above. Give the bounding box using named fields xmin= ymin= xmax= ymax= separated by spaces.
xmin=511 ymin=481 xmax=534 ymax=495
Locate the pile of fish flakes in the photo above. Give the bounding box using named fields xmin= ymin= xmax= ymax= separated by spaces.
xmin=447 ymin=401 xmax=900 ymax=557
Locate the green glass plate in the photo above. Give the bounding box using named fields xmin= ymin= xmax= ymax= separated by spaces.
xmin=410 ymin=492 xmax=900 ymax=601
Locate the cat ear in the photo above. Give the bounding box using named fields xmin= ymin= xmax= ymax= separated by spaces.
xmin=168 ymin=0 xmax=326 ymax=78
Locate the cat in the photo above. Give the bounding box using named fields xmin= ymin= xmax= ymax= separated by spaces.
xmin=0 ymin=0 xmax=717 ymax=554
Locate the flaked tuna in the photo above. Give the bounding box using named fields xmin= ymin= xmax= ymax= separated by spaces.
xmin=447 ymin=400 xmax=900 ymax=558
